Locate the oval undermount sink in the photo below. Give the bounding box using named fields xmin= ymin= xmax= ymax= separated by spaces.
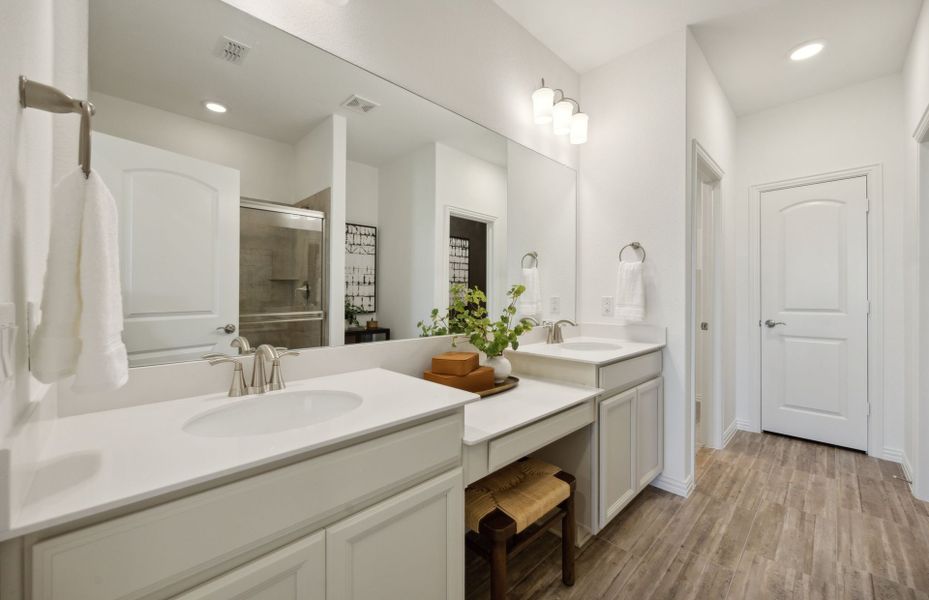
xmin=559 ymin=341 xmax=623 ymax=352
xmin=183 ymin=390 xmax=363 ymax=437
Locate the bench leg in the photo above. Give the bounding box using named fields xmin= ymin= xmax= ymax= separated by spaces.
xmin=490 ymin=536 xmax=508 ymax=600
xmin=560 ymin=491 xmax=576 ymax=586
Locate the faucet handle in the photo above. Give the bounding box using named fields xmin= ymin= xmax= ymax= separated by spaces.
xmin=268 ymin=348 xmax=299 ymax=391
xmin=202 ymin=354 xmax=248 ymax=397
xmin=231 ymin=336 xmax=254 ymax=355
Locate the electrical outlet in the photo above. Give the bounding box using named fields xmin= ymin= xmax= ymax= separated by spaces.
xmin=550 ymin=296 xmax=560 ymax=315
xmin=601 ymin=296 xmax=614 ymax=317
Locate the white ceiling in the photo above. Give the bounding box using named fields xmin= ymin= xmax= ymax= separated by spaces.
xmin=493 ymin=0 xmax=778 ymax=73
xmin=496 ymin=0 xmax=922 ymax=115
xmin=89 ymin=0 xmax=506 ymax=167
xmin=691 ymin=0 xmax=923 ymax=115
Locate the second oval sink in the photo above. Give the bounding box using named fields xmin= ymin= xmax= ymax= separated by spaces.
xmin=559 ymin=341 xmax=623 ymax=351
xmin=183 ymin=390 xmax=364 ymax=437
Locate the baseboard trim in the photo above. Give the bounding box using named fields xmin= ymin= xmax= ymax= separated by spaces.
xmin=902 ymin=453 xmax=914 ymax=483
xmin=881 ymin=447 xmax=903 ymax=464
xmin=735 ymin=418 xmax=757 ymax=432
xmin=651 ymin=472 xmax=694 ymax=498
xmin=722 ymin=420 xmax=737 ymax=447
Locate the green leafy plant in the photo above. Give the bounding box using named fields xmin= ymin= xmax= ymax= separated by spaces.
xmin=344 ymin=299 xmax=364 ymax=328
xmin=418 ymin=284 xmax=534 ymax=358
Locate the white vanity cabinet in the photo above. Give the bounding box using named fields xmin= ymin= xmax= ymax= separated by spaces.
xmin=22 ymin=414 xmax=465 ymax=600
xmin=508 ymin=347 xmax=664 ymax=532
xmin=599 ymin=377 xmax=664 ymax=525
xmin=327 ymin=469 xmax=463 ymax=600
xmin=174 ymin=532 xmax=326 ymax=600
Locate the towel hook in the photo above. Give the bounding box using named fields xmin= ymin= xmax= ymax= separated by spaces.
xmin=520 ymin=251 xmax=539 ymax=268
xmin=619 ymin=242 xmax=646 ymax=263
xmin=19 ymin=76 xmax=95 ymax=179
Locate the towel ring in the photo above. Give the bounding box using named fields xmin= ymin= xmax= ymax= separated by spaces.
xmin=619 ymin=242 xmax=646 ymax=263
xmin=521 ymin=251 xmax=538 ymax=268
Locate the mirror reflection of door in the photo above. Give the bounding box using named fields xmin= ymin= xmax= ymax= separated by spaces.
xmin=449 ymin=216 xmax=488 ymax=305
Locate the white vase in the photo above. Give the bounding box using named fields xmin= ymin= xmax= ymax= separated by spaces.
xmin=484 ymin=355 xmax=512 ymax=384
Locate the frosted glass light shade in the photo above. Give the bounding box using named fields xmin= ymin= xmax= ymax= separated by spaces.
xmin=552 ymin=100 xmax=573 ymax=135
xmin=532 ymin=86 xmax=554 ymax=124
xmin=570 ymin=112 xmax=588 ymax=144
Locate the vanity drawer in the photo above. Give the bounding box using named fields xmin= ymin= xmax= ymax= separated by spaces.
xmin=487 ymin=401 xmax=595 ymax=472
xmin=598 ymin=351 xmax=662 ymax=394
xmin=31 ymin=414 xmax=462 ymax=600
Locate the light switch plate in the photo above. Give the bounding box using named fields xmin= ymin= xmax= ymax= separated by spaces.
xmin=601 ymin=296 xmax=614 ymax=317
xmin=550 ymin=296 xmax=560 ymax=315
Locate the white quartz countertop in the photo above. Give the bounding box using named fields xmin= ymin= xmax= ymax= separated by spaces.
xmin=2 ymin=368 xmax=477 ymax=541
xmin=463 ymin=376 xmax=602 ymax=445
xmin=508 ymin=337 xmax=664 ymax=366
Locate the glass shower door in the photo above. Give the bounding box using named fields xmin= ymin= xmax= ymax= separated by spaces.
xmin=239 ymin=200 xmax=327 ymax=349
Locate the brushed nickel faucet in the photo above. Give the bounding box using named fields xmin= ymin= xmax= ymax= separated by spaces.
xmin=203 ymin=338 xmax=300 ymax=397
xmin=551 ymin=319 xmax=577 ymax=344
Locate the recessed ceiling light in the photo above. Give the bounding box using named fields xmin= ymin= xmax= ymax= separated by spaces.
xmin=789 ymin=41 xmax=825 ymax=61
xmin=203 ymin=101 xmax=227 ymax=113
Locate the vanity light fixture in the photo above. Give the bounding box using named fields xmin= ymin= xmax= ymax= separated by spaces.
xmin=203 ymin=100 xmax=227 ymax=113
xmin=570 ymin=112 xmax=588 ymax=145
xmin=532 ymin=77 xmax=588 ymax=144
xmin=532 ymin=80 xmax=555 ymax=124
xmin=789 ymin=40 xmax=825 ymax=61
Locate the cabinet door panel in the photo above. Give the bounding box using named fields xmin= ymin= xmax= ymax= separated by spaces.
xmin=326 ymin=469 xmax=464 ymax=600
xmin=636 ymin=377 xmax=664 ymax=490
xmin=599 ymin=389 xmax=636 ymax=527
xmin=175 ymin=532 xmax=324 ymax=600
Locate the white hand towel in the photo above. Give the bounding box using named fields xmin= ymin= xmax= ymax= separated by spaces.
xmin=518 ymin=267 xmax=542 ymax=316
xmin=32 ymin=169 xmax=128 ymax=392
xmin=615 ymin=261 xmax=646 ymax=322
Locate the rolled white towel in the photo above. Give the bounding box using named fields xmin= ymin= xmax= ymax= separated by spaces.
xmin=615 ymin=261 xmax=645 ymax=322
xmin=518 ymin=267 xmax=542 ymax=316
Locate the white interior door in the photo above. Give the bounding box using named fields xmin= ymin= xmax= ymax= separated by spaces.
xmin=94 ymin=133 xmax=240 ymax=366
xmin=760 ymin=176 xmax=868 ymax=450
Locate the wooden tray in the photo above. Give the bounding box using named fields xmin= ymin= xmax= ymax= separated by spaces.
xmin=476 ymin=376 xmax=519 ymax=398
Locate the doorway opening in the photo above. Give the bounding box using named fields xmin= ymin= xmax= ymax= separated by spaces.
xmin=691 ymin=141 xmax=724 ymax=454
xmin=449 ymin=215 xmax=488 ymax=302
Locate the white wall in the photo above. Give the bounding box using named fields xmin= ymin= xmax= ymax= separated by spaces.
xmin=91 ymin=92 xmax=297 ymax=204
xmin=346 ymin=160 xmax=379 ymax=227
xmin=686 ymin=31 xmax=738 ymax=447
xmin=294 ymin=115 xmax=347 ymax=345
xmin=579 ymin=31 xmax=691 ymax=495
xmin=377 ymin=145 xmax=437 ymax=339
xmin=506 ymin=141 xmax=577 ymax=322
xmin=434 ymin=144 xmax=509 ymax=317
xmin=220 ymin=0 xmax=579 ymax=169
xmin=0 ymin=0 xmax=86 ymax=526
xmin=734 ymin=75 xmax=906 ymax=461
xmin=903 ymin=0 xmax=929 ymax=498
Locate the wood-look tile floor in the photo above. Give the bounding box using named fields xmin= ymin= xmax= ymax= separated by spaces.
xmin=465 ymin=431 xmax=929 ymax=600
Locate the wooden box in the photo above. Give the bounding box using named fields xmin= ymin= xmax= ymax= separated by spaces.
xmin=424 ymin=366 xmax=494 ymax=392
xmin=431 ymin=352 xmax=480 ymax=376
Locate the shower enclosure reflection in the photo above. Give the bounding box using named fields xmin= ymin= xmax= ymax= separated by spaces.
xmin=238 ymin=200 xmax=327 ymax=350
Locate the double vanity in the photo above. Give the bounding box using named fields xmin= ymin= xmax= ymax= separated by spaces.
xmin=0 ymin=329 xmax=663 ymax=600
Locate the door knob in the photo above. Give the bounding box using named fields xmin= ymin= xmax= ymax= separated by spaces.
xmin=764 ymin=319 xmax=786 ymax=328
xmin=216 ymin=323 xmax=236 ymax=334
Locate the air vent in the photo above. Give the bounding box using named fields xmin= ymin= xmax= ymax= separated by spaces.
xmin=341 ymin=94 xmax=380 ymax=114
xmin=214 ymin=36 xmax=251 ymax=65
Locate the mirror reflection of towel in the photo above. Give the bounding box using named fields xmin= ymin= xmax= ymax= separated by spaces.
xmin=519 ymin=267 xmax=542 ymax=316
xmin=615 ymin=261 xmax=645 ymax=322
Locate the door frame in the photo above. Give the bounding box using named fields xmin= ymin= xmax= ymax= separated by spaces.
xmin=747 ymin=164 xmax=884 ymax=457
xmin=911 ymin=103 xmax=929 ymax=497
xmin=441 ymin=205 xmax=497 ymax=312
xmin=689 ymin=140 xmax=725 ymax=451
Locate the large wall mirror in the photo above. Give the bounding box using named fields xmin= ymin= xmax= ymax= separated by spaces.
xmin=89 ymin=0 xmax=577 ymax=366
